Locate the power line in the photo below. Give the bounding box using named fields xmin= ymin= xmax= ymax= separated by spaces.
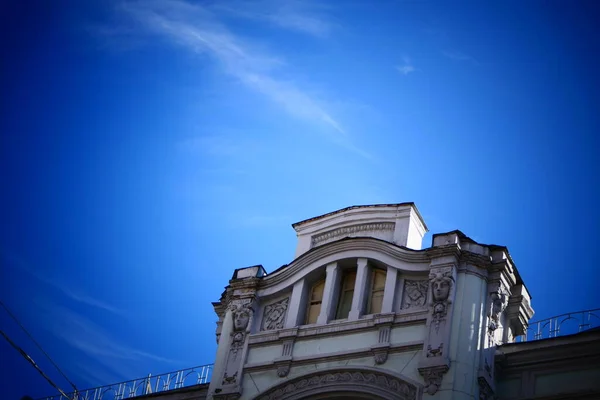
xmin=0 ymin=328 xmax=71 ymax=399
xmin=0 ymin=299 xmax=78 ymax=393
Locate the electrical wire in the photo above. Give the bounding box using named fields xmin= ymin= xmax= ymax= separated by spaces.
xmin=0 ymin=299 xmax=78 ymax=393
xmin=0 ymin=328 xmax=71 ymax=399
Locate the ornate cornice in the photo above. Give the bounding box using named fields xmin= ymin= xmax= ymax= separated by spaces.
xmin=253 ymin=367 xmax=421 ymax=400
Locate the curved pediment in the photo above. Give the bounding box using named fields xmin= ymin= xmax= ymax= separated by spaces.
xmin=257 ymin=237 xmax=430 ymax=297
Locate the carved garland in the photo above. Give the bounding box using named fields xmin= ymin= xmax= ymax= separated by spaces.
xmin=256 ymin=370 xmax=418 ymax=400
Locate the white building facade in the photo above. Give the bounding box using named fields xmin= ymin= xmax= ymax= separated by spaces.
xmin=208 ymin=203 xmax=534 ymax=400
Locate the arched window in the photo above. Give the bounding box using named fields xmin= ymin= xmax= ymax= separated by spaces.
xmin=367 ymin=268 xmax=386 ymax=314
xmin=305 ymin=279 xmax=325 ymax=325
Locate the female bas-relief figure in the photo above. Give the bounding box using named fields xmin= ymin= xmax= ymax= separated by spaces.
xmin=429 ymin=269 xmax=454 ymax=329
xmin=222 ymin=301 xmax=254 ymax=385
xmin=431 ymin=271 xmax=453 ymax=303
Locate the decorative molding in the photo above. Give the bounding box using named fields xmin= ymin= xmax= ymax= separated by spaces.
xmin=378 ymin=325 xmax=391 ymax=343
xmin=254 ymin=368 xmax=419 ymax=400
xmin=311 ymin=222 xmax=395 ymax=246
xmin=273 ymin=338 xmax=294 ymax=377
xmin=418 ymin=265 xmax=455 ymax=395
xmin=221 ymin=298 xmax=255 ymax=388
xmin=229 ymin=299 xmax=254 ymax=332
xmin=222 ymin=331 xmax=245 ymax=385
xmin=213 ymin=393 xmax=241 ymax=400
xmin=371 ymin=324 xmax=392 ymax=365
xmin=426 ymin=343 xmax=443 ymax=358
xmin=429 ymin=267 xmax=455 ymax=334
xmin=281 ymin=339 xmax=294 ymax=357
xmin=276 ymin=363 xmax=290 ymax=378
xmin=243 ymin=341 xmax=424 ymax=372
xmin=402 ymin=280 xmax=428 ymax=309
xmin=477 ymin=376 xmax=495 ymax=400
xmin=418 ymin=365 xmax=449 ymax=395
xmin=261 ymin=297 xmax=289 ymax=331
xmin=371 ymin=343 xmax=390 ymax=365
xmin=488 ymin=288 xmax=508 ymax=334
xmin=248 ymin=312 xmax=427 ymax=347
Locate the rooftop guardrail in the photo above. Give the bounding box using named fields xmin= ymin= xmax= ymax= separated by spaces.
xmin=517 ymin=308 xmax=600 ymax=342
xmin=40 ymin=363 xmax=213 ymax=400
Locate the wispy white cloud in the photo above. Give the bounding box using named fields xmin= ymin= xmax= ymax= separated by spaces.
xmin=442 ymin=50 xmax=478 ymax=65
xmin=211 ymin=0 xmax=334 ymax=37
xmin=2 ymin=250 xmax=125 ymax=316
xmin=396 ymin=57 xmax=416 ymax=75
xmin=110 ymin=0 xmax=368 ymax=158
xmin=37 ymin=301 xmax=180 ymax=382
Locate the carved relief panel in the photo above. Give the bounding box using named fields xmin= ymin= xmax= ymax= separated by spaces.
xmin=261 ymin=297 xmax=289 ymax=331
xmin=402 ymin=280 xmax=428 ymax=310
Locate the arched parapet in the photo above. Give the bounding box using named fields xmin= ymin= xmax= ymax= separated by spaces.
xmin=258 ymin=237 xmax=433 ymax=298
xmin=251 ymin=366 xmax=423 ymax=400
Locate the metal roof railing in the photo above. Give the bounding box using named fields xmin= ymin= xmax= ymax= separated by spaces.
xmin=39 ymin=363 xmax=213 ymax=400
xmin=517 ymin=308 xmax=600 ymax=342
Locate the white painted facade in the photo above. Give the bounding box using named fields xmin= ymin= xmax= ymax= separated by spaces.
xmin=208 ymin=203 xmax=534 ymax=400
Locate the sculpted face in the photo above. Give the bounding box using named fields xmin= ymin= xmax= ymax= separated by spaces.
xmin=234 ymin=311 xmax=250 ymax=331
xmin=432 ymin=279 xmax=450 ymax=301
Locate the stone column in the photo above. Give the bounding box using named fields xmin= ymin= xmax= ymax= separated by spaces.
xmin=349 ymin=258 xmax=369 ymax=320
xmin=284 ymin=278 xmax=307 ymax=328
xmin=317 ymin=262 xmax=339 ymax=324
xmin=381 ymin=266 xmax=398 ymax=313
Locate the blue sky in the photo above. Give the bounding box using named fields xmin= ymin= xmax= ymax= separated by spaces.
xmin=1 ymin=0 xmax=599 ymax=398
